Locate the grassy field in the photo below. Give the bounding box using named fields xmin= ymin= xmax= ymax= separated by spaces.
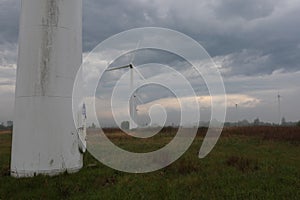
xmin=0 ymin=127 xmax=300 ymax=199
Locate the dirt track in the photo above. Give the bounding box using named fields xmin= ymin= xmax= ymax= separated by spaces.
xmin=0 ymin=130 xmax=11 ymax=135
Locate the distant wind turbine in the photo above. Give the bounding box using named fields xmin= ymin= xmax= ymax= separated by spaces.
xmin=277 ymin=93 xmax=281 ymax=125
xmin=105 ymin=42 xmax=145 ymax=130
xmin=235 ymin=103 xmax=239 ymax=127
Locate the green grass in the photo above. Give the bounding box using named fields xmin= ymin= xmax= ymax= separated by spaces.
xmin=0 ymin=129 xmax=300 ymax=199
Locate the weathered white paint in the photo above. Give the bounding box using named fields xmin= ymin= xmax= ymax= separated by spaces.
xmin=77 ymin=103 xmax=87 ymax=153
xmin=11 ymin=0 xmax=83 ymax=177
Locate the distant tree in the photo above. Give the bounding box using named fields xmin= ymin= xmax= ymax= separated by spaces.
xmin=224 ymin=122 xmax=231 ymax=127
xmin=0 ymin=123 xmax=6 ymax=130
xmin=297 ymin=121 xmax=300 ymax=127
xmin=90 ymin=123 xmax=96 ymax=129
xmin=281 ymin=117 xmax=287 ymax=126
xmin=239 ymin=119 xmax=250 ymax=127
xmin=253 ymin=118 xmax=260 ymax=126
xmin=121 ymin=121 xmax=129 ymax=130
xmin=6 ymin=121 xmax=13 ymax=127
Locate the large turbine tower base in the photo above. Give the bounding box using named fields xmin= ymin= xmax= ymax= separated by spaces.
xmin=11 ymin=0 xmax=83 ymax=177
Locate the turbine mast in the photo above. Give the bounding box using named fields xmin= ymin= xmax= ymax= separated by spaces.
xmin=277 ymin=93 xmax=281 ymax=125
xmin=129 ymin=66 xmax=136 ymax=130
xmin=235 ymin=103 xmax=238 ymax=127
xmin=11 ymin=0 xmax=83 ymax=177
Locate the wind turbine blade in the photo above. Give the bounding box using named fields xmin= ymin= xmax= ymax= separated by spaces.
xmin=134 ymin=93 xmax=144 ymax=105
xmin=132 ymin=65 xmax=146 ymax=80
xmin=130 ymin=40 xmax=146 ymax=82
xmin=105 ymin=65 xmax=131 ymax=71
xmin=130 ymin=40 xmax=141 ymax=64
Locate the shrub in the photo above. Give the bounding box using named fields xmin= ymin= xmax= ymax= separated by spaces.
xmin=225 ymin=156 xmax=259 ymax=172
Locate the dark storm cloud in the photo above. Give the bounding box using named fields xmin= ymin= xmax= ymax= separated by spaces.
xmin=83 ymin=0 xmax=159 ymax=51
xmin=1 ymin=0 xmax=300 ymax=123
xmin=0 ymin=0 xmax=20 ymax=44
xmin=213 ymin=0 xmax=277 ymax=20
xmin=1 ymin=0 xmax=300 ymax=76
xmin=82 ymin=0 xmax=300 ymax=76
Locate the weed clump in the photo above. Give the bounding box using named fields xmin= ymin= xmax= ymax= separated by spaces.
xmin=225 ymin=156 xmax=259 ymax=173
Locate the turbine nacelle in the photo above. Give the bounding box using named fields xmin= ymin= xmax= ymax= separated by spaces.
xmin=105 ymin=63 xmax=134 ymax=71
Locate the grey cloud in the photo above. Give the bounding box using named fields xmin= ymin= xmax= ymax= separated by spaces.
xmin=213 ymin=0 xmax=277 ymax=20
xmin=1 ymin=0 xmax=300 ymax=76
xmin=0 ymin=43 xmax=17 ymax=78
xmin=1 ymin=0 xmax=300 ymax=123
xmin=82 ymin=0 xmax=300 ymax=76
xmin=0 ymin=0 xmax=20 ymax=44
xmin=217 ymin=49 xmax=274 ymax=76
xmin=0 ymin=43 xmax=18 ymax=65
xmin=83 ymin=0 xmax=159 ymax=51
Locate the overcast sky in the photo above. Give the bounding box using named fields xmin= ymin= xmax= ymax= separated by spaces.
xmin=0 ymin=0 xmax=300 ymax=125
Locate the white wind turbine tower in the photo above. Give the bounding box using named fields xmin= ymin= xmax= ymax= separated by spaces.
xmin=11 ymin=0 xmax=83 ymax=177
xmin=277 ymin=93 xmax=282 ymax=125
xmin=106 ymin=46 xmax=145 ymax=130
xmin=235 ymin=103 xmax=239 ymax=127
